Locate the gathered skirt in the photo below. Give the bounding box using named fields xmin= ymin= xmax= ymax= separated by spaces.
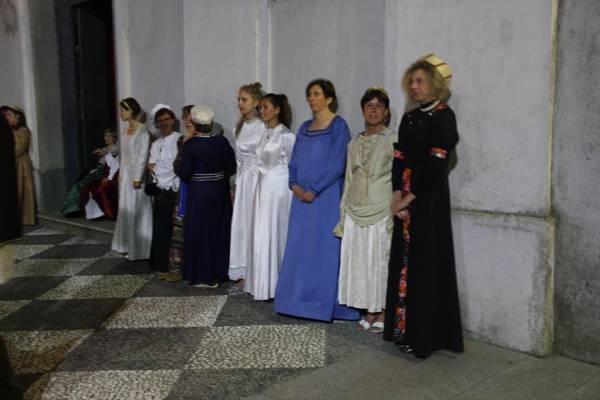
xmin=338 ymin=215 xmax=391 ymax=313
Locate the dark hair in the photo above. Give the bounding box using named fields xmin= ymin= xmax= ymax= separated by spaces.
xmin=360 ymin=87 xmax=391 ymax=127
xmin=104 ymin=127 xmax=118 ymax=140
xmin=262 ymin=93 xmax=292 ymax=129
xmin=181 ymin=105 xmax=194 ymax=117
xmin=1 ymin=106 xmax=28 ymax=129
xmin=305 ymin=78 xmax=338 ymax=113
xmin=155 ymin=108 xmax=176 ymax=122
xmin=119 ymin=97 xmax=142 ymax=118
xmin=193 ymin=122 xmax=213 ymax=134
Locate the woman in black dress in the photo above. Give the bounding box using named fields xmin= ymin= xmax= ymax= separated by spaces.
xmin=176 ymin=106 xmax=236 ymax=288
xmin=384 ymin=54 xmax=464 ymax=359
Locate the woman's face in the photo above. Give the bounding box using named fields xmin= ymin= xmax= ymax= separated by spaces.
xmin=4 ymin=110 xmax=18 ymax=127
xmin=306 ymin=84 xmax=331 ymax=114
xmin=408 ymin=69 xmax=434 ymax=103
xmin=104 ymin=132 xmax=116 ymax=146
xmin=182 ymin=112 xmax=192 ymax=130
xmin=155 ymin=113 xmax=175 ymax=135
xmin=258 ymin=98 xmax=280 ymax=126
xmin=119 ymin=106 xmax=132 ymax=122
xmin=238 ymin=90 xmax=259 ymax=117
xmin=362 ymin=97 xmax=388 ymax=127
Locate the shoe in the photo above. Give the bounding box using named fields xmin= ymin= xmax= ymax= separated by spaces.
xmin=192 ymin=282 xmax=219 ymax=288
xmin=226 ymin=285 xmax=247 ymax=295
xmin=357 ymin=319 xmax=371 ymax=331
xmin=165 ymin=272 xmax=182 ymax=282
xmin=368 ymin=321 xmax=384 ymax=333
xmin=395 ymin=343 xmax=413 ymax=354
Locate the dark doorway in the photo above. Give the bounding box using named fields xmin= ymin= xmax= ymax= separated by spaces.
xmin=73 ymin=0 xmax=116 ymax=171
xmin=56 ymin=0 xmax=115 ymax=184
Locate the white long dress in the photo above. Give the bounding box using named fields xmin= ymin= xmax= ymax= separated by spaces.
xmin=229 ymin=118 xmax=264 ymax=280
xmin=245 ymin=125 xmax=295 ymax=300
xmin=111 ymin=125 xmax=153 ymax=260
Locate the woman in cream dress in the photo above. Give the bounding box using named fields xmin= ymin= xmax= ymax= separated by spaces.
xmin=111 ymin=97 xmax=153 ymax=261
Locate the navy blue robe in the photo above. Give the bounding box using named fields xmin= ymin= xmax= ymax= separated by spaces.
xmin=176 ymin=135 xmax=236 ymax=285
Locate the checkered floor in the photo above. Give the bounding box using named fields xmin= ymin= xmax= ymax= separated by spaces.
xmin=1 ymin=227 xmax=384 ymax=399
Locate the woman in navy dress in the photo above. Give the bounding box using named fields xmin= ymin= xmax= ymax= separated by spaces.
xmin=275 ymin=79 xmax=359 ymax=321
xmin=176 ymin=106 xmax=236 ymax=287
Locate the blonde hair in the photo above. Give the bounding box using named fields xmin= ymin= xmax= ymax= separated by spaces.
xmin=236 ymin=81 xmax=264 ymax=136
xmin=401 ymin=61 xmax=451 ymax=102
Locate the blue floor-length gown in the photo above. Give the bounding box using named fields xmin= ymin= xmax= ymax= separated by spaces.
xmin=275 ymin=116 xmax=360 ymax=321
xmin=176 ymin=135 xmax=236 ymax=285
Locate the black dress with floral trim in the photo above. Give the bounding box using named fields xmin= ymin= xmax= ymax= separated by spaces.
xmin=383 ymin=101 xmax=464 ymax=359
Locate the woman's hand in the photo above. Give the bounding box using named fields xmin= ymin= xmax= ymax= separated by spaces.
xmin=390 ymin=190 xmax=402 ymax=214
xmin=291 ymin=185 xmax=305 ymax=200
xmin=393 ymin=192 xmax=416 ymax=220
xmin=302 ymin=191 xmax=315 ymax=203
xmin=133 ymin=180 xmax=142 ymax=189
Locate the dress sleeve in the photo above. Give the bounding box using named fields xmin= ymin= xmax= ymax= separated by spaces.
xmin=148 ymin=140 xmax=159 ymax=164
xmin=333 ymin=141 xmax=354 ymax=237
xmin=308 ymin=118 xmax=351 ymax=196
xmin=410 ymin=109 xmax=459 ymax=196
xmin=175 ymin=140 xmax=193 ymax=182
xmin=282 ymin=132 xmax=296 ymax=160
xmin=14 ymin=128 xmax=30 ymax=158
xmin=288 ymin=128 xmax=302 ymax=189
xmin=132 ymin=129 xmax=150 ymax=182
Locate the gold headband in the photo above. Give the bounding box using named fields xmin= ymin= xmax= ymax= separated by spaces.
xmin=420 ymin=53 xmax=452 ymax=81
xmin=366 ymin=86 xmax=388 ymax=96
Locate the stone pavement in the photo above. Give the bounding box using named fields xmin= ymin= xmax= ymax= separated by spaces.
xmin=1 ymin=226 xmax=599 ymax=399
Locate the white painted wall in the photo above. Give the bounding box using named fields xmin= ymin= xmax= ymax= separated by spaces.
xmin=270 ymin=0 xmax=385 ymax=134
xmin=0 ymin=1 xmax=25 ymax=108
xmin=113 ymin=0 xmax=184 ymax=124
xmin=182 ymin=0 xmax=268 ymax=141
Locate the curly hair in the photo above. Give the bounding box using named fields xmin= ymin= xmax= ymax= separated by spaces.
xmin=401 ymin=61 xmax=451 ymax=102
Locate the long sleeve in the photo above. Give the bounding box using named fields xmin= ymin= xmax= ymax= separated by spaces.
xmin=282 ymin=132 xmax=296 ymax=160
xmin=392 ymin=117 xmax=407 ymax=192
xmin=148 ymin=140 xmax=160 ymax=165
xmin=410 ymin=109 xmax=459 ymax=196
xmin=175 ymin=140 xmax=194 ymax=182
xmin=333 ymin=142 xmax=354 ymax=237
xmin=132 ymin=128 xmax=150 ymax=182
xmin=308 ymin=118 xmax=351 ymax=196
xmin=14 ymin=128 xmax=30 ymax=158
xmin=288 ymin=123 xmax=306 ymax=189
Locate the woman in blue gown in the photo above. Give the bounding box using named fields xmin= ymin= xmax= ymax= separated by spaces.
xmin=275 ymin=79 xmax=359 ymax=321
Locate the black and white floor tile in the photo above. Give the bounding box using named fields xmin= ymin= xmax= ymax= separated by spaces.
xmin=0 ymin=227 xmax=384 ymax=399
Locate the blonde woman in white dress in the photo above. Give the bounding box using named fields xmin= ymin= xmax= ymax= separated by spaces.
xmin=245 ymin=93 xmax=295 ymax=300
xmin=229 ymin=82 xmax=264 ymax=290
xmin=111 ymin=97 xmax=153 ymax=261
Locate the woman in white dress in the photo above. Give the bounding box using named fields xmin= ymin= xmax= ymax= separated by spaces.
xmin=334 ymin=88 xmax=394 ymax=332
xmin=229 ymin=82 xmax=264 ymax=289
xmin=245 ymin=93 xmax=295 ymax=300
xmin=111 ymin=97 xmax=153 ymax=260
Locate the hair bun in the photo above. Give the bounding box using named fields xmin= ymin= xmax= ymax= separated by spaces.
xmin=252 ymin=82 xmax=263 ymax=89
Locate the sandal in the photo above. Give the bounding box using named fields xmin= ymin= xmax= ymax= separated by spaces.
xmin=368 ymin=321 xmax=384 ymax=333
xmin=357 ymin=319 xmax=371 ymax=331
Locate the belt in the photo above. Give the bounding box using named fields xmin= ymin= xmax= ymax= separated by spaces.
xmin=190 ymin=171 xmax=225 ymax=182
